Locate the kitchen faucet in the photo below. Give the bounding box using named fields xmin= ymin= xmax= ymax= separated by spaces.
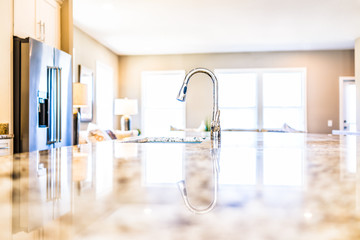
xmin=177 ymin=68 xmax=221 ymax=140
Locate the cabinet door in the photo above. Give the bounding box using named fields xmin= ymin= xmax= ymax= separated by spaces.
xmin=14 ymin=0 xmax=36 ymax=39
xmin=36 ymin=0 xmax=61 ymax=49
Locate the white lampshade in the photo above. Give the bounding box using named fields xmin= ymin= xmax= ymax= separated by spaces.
xmin=73 ymin=82 xmax=88 ymax=108
xmin=114 ymin=98 xmax=138 ymax=116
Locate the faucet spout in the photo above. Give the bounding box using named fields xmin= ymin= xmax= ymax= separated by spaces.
xmin=176 ymin=68 xmax=221 ymax=140
xmin=176 ymin=82 xmax=188 ymax=102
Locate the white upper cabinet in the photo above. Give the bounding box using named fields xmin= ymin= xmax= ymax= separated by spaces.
xmin=36 ymin=0 xmax=62 ymax=49
xmin=14 ymin=0 xmax=36 ymax=39
xmin=14 ymin=0 xmax=63 ymax=49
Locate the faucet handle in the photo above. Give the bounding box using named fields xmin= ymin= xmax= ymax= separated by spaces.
xmin=212 ymin=110 xmax=220 ymax=128
xmin=210 ymin=110 xmax=221 ymax=140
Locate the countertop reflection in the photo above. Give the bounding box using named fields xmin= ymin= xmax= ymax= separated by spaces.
xmin=1 ymin=132 xmax=360 ymax=239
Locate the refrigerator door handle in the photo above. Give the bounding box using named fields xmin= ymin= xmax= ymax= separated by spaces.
xmin=55 ymin=67 xmax=59 ymax=143
xmin=47 ymin=67 xmax=56 ymax=144
xmin=46 ymin=67 xmax=50 ymax=143
xmin=55 ymin=67 xmax=58 ymax=142
xmin=48 ymin=66 xmax=62 ymax=144
xmin=54 ymin=67 xmax=61 ymax=143
xmin=57 ymin=67 xmax=62 ymax=143
xmin=53 ymin=67 xmax=58 ymax=144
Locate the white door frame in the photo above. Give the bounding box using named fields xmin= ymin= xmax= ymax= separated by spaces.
xmin=339 ymin=76 xmax=355 ymax=131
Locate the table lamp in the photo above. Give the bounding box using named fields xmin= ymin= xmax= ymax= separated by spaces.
xmin=114 ymin=98 xmax=138 ymax=131
xmin=73 ymin=82 xmax=88 ymax=145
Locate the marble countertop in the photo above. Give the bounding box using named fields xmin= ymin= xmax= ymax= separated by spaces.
xmin=1 ymin=132 xmax=360 ymax=239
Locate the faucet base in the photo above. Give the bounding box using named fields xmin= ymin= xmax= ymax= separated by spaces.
xmin=210 ymin=130 xmax=221 ymax=141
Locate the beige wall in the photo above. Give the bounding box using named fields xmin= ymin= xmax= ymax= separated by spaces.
xmin=0 ymin=0 xmax=13 ymax=134
xmin=118 ymin=50 xmax=354 ymax=134
xmin=73 ymin=27 xmax=119 ymax=130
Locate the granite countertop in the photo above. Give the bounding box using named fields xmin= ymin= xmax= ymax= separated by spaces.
xmin=1 ymin=132 xmax=360 ymax=239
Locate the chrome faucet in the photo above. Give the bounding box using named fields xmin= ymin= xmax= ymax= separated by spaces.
xmin=177 ymin=68 xmax=221 ymax=140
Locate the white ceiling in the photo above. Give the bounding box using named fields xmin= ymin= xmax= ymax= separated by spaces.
xmin=73 ymin=0 xmax=360 ymax=55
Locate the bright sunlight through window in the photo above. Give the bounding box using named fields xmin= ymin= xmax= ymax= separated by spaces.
xmin=141 ymin=71 xmax=186 ymax=136
xmin=215 ymin=68 xmax=306 ymax=132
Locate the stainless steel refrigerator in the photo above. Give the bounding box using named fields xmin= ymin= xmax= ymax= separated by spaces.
xmin=13 ymin=37 xmax=73 ymax=153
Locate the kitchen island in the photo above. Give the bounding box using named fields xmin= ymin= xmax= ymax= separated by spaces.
xmin=1 ymin=131 xmax=360 ymax=240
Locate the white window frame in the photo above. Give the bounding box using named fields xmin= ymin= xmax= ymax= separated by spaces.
xmin=141 ymin=70 xmax=186 ymax=136
xmin=215 ymin=68 xmax=307 ymax=132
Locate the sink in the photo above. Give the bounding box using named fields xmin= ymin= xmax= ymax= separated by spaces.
xmin=117 ymin=136 xmax=206 ymax=143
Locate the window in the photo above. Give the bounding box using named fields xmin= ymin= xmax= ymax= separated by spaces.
xmin=215 ymin=68 xmax=306 ymax=131
xmin=141 ymin=71 xmax=186 ymax=136
xmin=96 ymin=61 xmax=114 ymax=129
xmin=217 ymin=71 xmax=258 ymax=130
xmin=262 ymin=72 xmax=306 ymax=130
